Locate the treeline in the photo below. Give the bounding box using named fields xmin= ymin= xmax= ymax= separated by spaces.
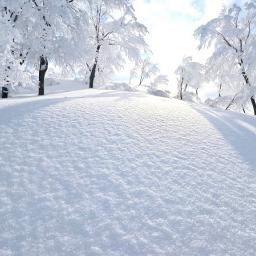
xmin=0 ymin=0 xmax=148 ymax=96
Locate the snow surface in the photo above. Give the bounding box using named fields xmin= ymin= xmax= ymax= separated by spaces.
xmin=0 ymin=89 xmax=256 ymax=255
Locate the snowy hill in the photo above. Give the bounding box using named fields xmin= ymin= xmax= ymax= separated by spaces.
xmin=0 ymin=89 xmax=256 ymax=256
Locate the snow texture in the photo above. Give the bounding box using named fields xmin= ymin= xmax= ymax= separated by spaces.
xmin=0 ymin=89 xmax=256 ymax=255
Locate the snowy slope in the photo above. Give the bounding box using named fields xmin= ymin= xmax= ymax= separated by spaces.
xmin=0 ymin=89 xmax=256 ymax=256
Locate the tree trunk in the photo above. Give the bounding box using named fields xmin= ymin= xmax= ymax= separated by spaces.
xmin=138 ymin=75 xmax=144 ymax=87
xmin=226 ymin=94 xmax=238 ymax=111
xmin=184 ymin=83 xmax=188 ymax=92
xmin=38 ymin=56 xmax=48 ymax=96
xmin=89 ymin=62 xmax=97 ymax=89
xmin=179 ymin=77 xmax=184 ymax=100
xmin=2 ymin=58 xmax=14 ymax=98
xmin=242 ymin=105 xmax=246 ymax=114
xmin=89 ymin=45 xmax=101 ymax=89
xmin=219 ymin=83 xmax=222 ymax=97
xmin=239 ymin=59 xmax=256 ymax=115
xmin=251 ymin=96 xmax=256 ymax=115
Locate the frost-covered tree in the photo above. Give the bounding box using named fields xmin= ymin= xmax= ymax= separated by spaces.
xmin=0 ymin=3 xmax=23 ymax=91
xmin=130 ymin=59 xmax=159 ymax=87
xmin=195 ymin=1 xmax=256 ymax=115
xmin=85 ymin=0 xmax=148 ymax=88
xmin=0 ymin=0 xmax=88 ymax=95
xmin=0 ymin=0 xmax=148 ymax=95
xmin=175 ymin=57 xmax=205 ymax=101
xmin=204 ymin=56 xmax=248 ymax=112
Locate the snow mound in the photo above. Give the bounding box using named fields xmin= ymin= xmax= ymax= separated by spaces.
xmin=0 ymin=89 xmax=256 ymax=256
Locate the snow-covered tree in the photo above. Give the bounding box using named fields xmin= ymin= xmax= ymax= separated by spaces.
xmin=0 ymin=0 xmax=148 ymax=95
xmin=85 ymin=0 xmax=148 ymax=88
xmin=195 ymin=1 xmax=256 ymax=115
xmin=204 ymin=56 xmax=247 ymax=112
xmin=0 ymin=3 xmax=24 ymax=90
xmin=130 ymin=59 xmax=160 ymax=87
xmin=175 ymin=57 xmax=205 ymax=100
xmin=0 ymin=0 xmax=88 ymax=96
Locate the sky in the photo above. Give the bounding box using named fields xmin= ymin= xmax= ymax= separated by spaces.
xmin=125 ymin=0 xmax=235 ymax=88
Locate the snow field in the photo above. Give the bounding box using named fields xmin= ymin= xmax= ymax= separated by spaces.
xmin=0 ymin=89 xmax=256 ymax=255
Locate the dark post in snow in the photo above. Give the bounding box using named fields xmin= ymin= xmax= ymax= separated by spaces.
xmin=2 ymin=87 xmax=9 ymax=98
xmin=38 ymin=56 xmax=48 ymax=96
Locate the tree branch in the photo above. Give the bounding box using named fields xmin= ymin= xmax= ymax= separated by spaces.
xmin=216 ymin=31 xmax=238 ymax=52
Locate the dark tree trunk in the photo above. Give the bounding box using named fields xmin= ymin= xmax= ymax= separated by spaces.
xmin=226 ymin=94 xmax=237 ymax=111
xmin=138 ymin=75 xmax=144 ymax=86
xmin=89 ymin=45 xmax=101 ymax=89
xmin=251 ymin=96 xmax=256 ymax=115
xmin=184 ymin=83 xmax=188 ymax=92
xmin=179 ymin=77 xmax=184 ymax=100
xmin=241 ymin=70 xmax=256 ymax=115
xmin=242 ymin=105 xmax=246 ymax=114
xmin=2 ymin=66 xmax=10 ymax=98
xmin=219 ymin=83 xmax=222 ymax=97
xmin=38 ymin=56 xmax=48 ymax=96
xmin=239 ymin=60 xmax=256 ymax=115
xmin=89 ymin=62 xmax=97 ymax=89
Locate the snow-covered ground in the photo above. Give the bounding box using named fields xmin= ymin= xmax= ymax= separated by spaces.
xmin=0 ymin=88 xmax=256 ymax=256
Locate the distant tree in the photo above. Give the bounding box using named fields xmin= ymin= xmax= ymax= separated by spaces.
xmin=175 ymin=57 xmax=205 ymax=100
xmin=130 ymin=59 xmax=160 ymax=87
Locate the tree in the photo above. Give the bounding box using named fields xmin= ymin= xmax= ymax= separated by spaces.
xmin=0 ymin=0 xmax=88 ymax=96
xmin=204 ymin=54 xmax=247 ymax=112
xmin=85 ymin=0 xmax=148 ymax=88
xmin=0 ymin=3 xmax=24 ymax=94
xmin=175 ymin=57 xmax=205 ymax=101
xmin=130 ymin=59 xmax=159 ymax=87
xmin=195 ymin=1 xmax=256 ymax=115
